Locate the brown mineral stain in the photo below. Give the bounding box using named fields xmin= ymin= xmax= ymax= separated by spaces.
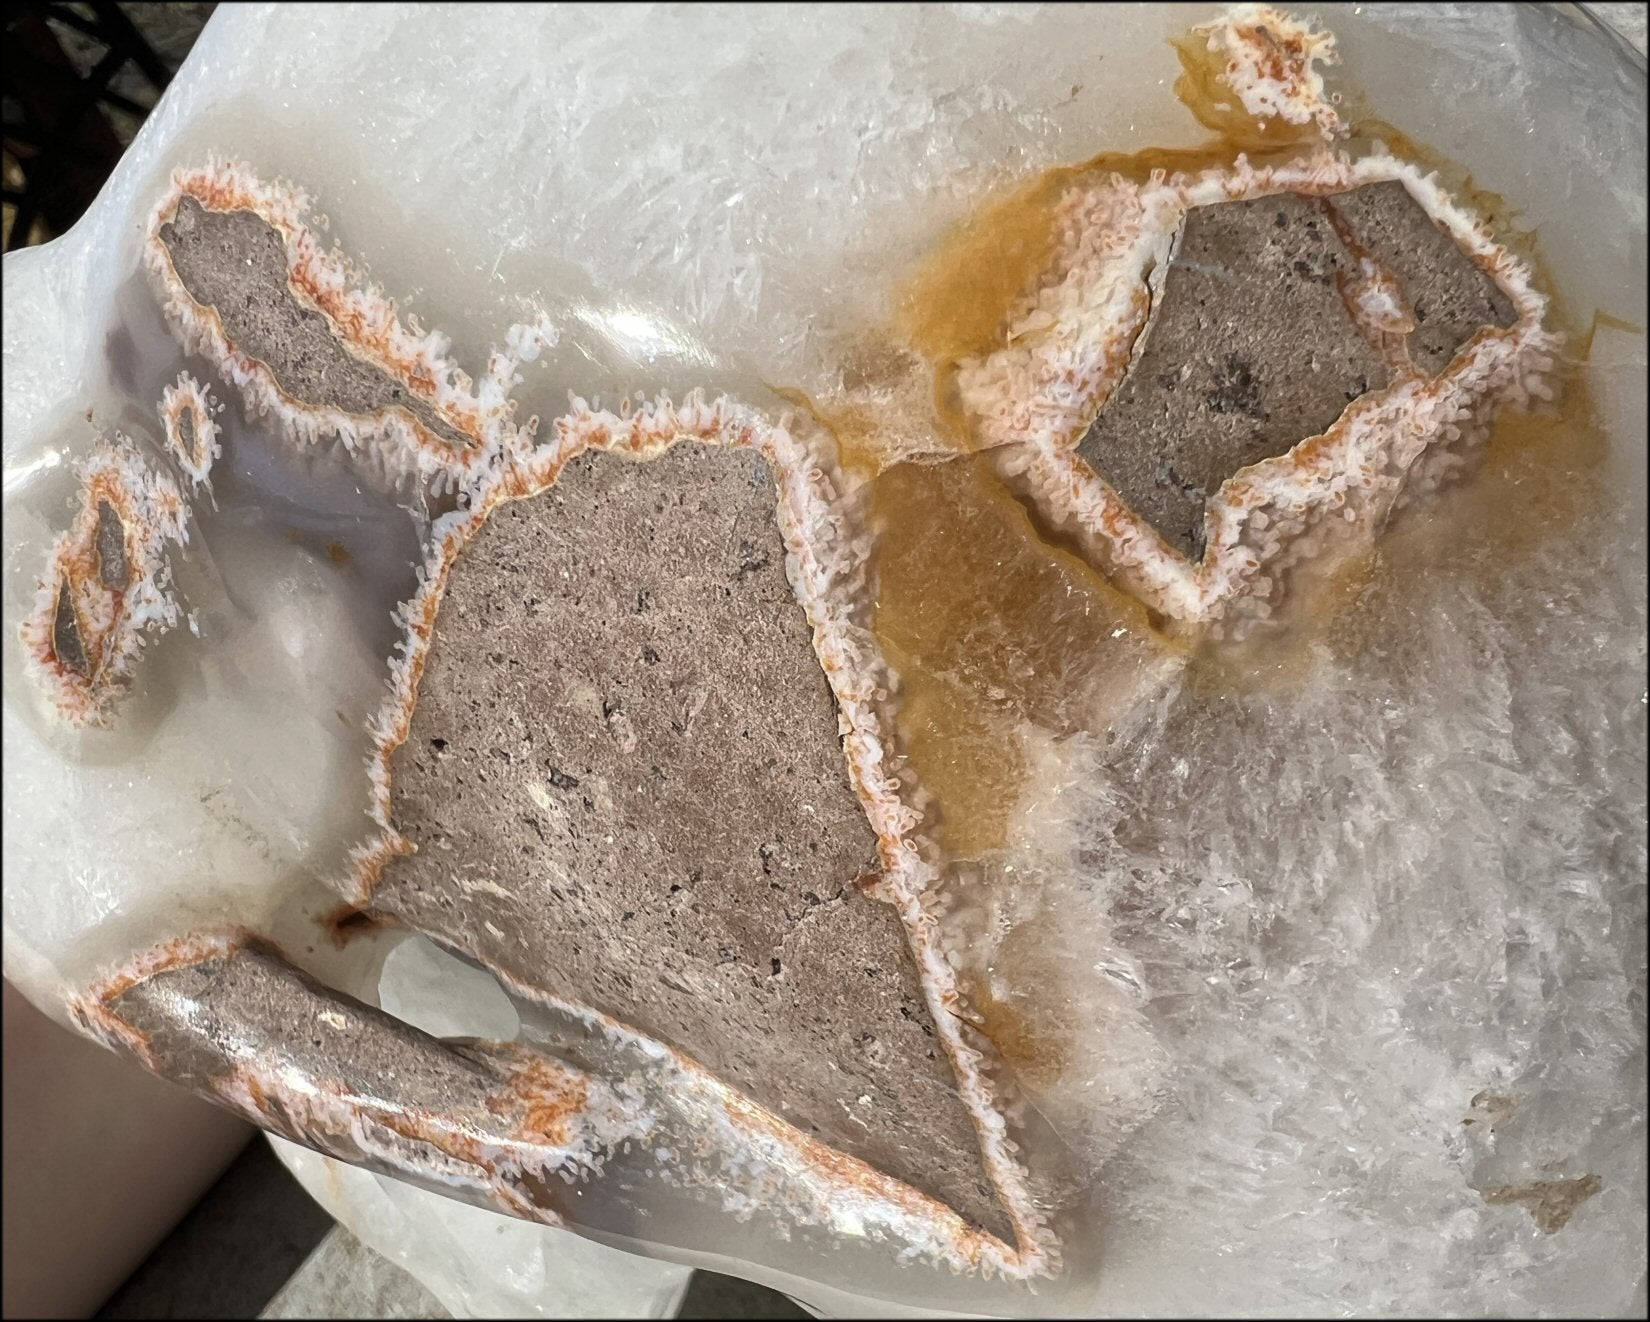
xmin=501 ymin=1056 xmax=589 ymax=1149
xmin=1483 ymin=1174 xmax=1602 ymax=1234
xmin=1463 ymin=1090 xmax=1518 ymax=1130
xmin=282 ymin=530 xmax=354 ymax=568
xmin=1183 ymin=373 xmax=1613 ymax=700
xmin=894 ymin=169 xmax=1068 ymax=409
xmin=966 ymin=982 xmax=1064 ymax=1082
xmin=893 ymin=137 xmax=1308 ymax=449
xmin=1169 ymin=28 xmax=1331 ymax=151
xmin=1366 ymin=378 xmax=1605 ymax=583
xmin=1569 ymin=307 xmax=1645 ymax=359
xmin=816 ymin=397 xmax=894 ymax=481
xmin=322 ymin=903 xmax=401 ymax=948
xmin=772 ymin=385 xmax=887 ymax=482
xmin=877 ymin=656 xmax=1023 ymax=861
xmin=870 ymin=455 xmax=1177 ymax=859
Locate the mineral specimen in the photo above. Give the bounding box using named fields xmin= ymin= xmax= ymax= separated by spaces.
xmin=2 ymin=3 xmax=1643 ymax=1319
xmin=1072 ymin=181 xmax=1521 ymax=561
xmin=967 ymin=150 xmax=1551 ymax=628
xmin=371 ymin=440 xmax=1016 ymax=1242
xmin=19 ymin=434 xmax=189 ymax=726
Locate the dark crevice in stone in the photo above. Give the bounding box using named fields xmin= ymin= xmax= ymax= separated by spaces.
xmin=95 ymin=498 xmax=130 ymax=590
xmin=51 ymin=579 xmax=90 ymax=676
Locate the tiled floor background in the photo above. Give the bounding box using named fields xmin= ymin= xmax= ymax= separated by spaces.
xmin=8 ymin=3 xmax=1643 ymax=1319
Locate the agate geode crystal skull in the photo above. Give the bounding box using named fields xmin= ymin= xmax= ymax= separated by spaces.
xmin=4 ymin=4 xmax=1643 ymax=1317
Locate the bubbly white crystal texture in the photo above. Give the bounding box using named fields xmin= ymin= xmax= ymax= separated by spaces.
xmin=1190 ymin=4 xmax=1344 ymax=135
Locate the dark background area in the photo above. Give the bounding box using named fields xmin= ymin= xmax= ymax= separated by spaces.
xmin=3 ymin=2 xmax=216 ymax=250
